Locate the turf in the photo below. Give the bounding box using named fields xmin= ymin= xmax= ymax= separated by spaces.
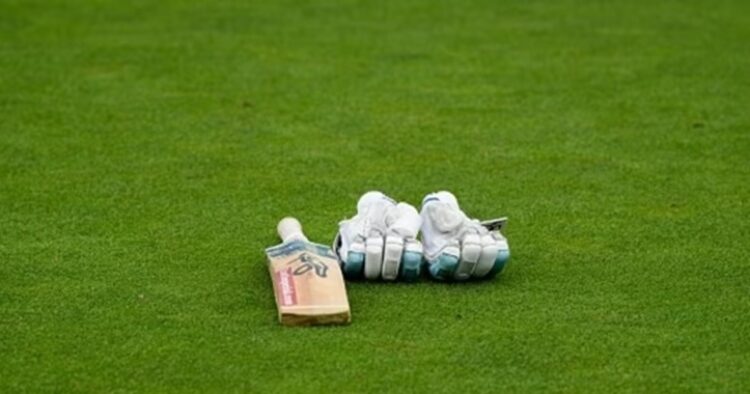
xmin=1 ymin=0 xmax=749 ymax=392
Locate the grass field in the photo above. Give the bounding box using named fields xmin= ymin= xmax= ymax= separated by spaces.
xmin=2 ymin=0 xmax=749 ymax=392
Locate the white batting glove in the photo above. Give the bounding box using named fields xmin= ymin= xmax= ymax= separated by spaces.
xmin=334 ymin=191 xmax=423 ymax=281
xmin=420 ymin=191 xmax=510 ymax=281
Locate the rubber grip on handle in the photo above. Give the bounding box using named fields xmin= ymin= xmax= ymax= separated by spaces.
xmin=277 ymin=217 xmax=308 ymax=243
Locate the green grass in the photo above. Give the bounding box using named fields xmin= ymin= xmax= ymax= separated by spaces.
xmin=2 ymin=0 xmax=749 ymax=392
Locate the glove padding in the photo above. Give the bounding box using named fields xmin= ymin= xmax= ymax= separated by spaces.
xmin=420 ymin=191 xmax=510 ymax=280
xmin=335 ymin=191 xmax=423 ymax=281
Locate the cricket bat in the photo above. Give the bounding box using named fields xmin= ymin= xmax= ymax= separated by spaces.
xmin=265 ymin=217 xmax=351 ymax=326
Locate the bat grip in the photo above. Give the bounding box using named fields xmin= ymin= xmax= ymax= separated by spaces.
xmin=277 ymin=217 xmax=308 ymax=243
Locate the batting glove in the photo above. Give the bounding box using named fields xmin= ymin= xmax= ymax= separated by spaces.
xmin=420 ymin=191 xmax=510 ymax=280
xmin=334 ymin=191 xmax=423 ymax=281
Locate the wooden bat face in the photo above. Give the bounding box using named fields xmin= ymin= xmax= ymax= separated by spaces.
xmin=265 ymin=240 xmax=351 ymax=326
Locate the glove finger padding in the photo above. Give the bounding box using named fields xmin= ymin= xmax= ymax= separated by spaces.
xmin=474 ymin=234 xmax=499 ymax=277
xmin=382 ymin=236 xmax=404 ymax=280
xmin=364 ymin=235 xmax=384 ymax=279
xmin=456 ymin=233 xmax=481 ymax=280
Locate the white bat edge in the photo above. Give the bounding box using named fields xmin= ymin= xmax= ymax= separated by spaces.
xmin=277 ymin=217 xmax=309 ymax=243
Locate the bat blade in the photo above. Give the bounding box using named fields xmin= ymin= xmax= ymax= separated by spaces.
xmin=265 ymin=236 xmax=351 ymax=326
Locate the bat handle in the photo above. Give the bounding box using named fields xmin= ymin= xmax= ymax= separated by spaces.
xmin=277 ymin=217 xmax=308 ymax=243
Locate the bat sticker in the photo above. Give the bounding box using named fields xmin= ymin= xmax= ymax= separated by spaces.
xmin=287 ymin=252 xmax=329 ymax=278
